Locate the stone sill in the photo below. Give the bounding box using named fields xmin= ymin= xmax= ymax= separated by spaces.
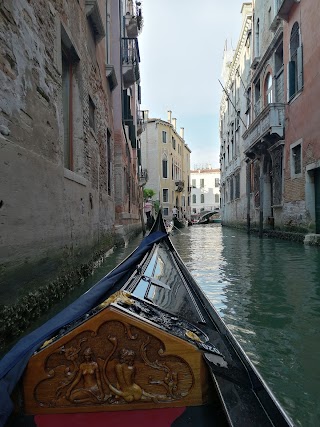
xmin=64 ymin=168 xmax=87 ymax=186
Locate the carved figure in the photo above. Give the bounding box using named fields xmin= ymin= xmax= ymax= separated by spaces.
xmin=107 ymin=348 xmax=144 ymax=402
xmin=66 ymin=347 xmax=105 ymax=403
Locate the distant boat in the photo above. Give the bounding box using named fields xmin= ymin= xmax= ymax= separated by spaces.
xmin=211 ymin=217 xmax=221 ymax=224
xmin=197 ymin=211 xmax=221 ymax=225
xmin=173 ymin=216 xmax=185 ymax=229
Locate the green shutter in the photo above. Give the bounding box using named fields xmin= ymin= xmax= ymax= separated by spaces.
xmin=297 ymin=45 xmax=303 ymax=91
xmin=288 ymin=61 xmax=296 ymax=99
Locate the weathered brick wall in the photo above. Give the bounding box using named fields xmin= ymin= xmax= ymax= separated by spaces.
xmin=0 ymin=0 xmax=116 ymax=308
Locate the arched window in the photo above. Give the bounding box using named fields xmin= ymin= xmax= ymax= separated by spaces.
xmin=192 ymin=194 xmax=196 ymax=203
xmin=162 ymin=154 xmax=168 ymax=178
xmin=265 ymin=73 xmax=273 ymax=104
xmin=289 ymin=22 xmax=303 ymax=99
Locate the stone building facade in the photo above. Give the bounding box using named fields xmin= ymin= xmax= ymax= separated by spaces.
xmin=220 ymin=3 xmax=252 ymax=225
xmin=190 ymin=169 xmax=220 ymax=215
xmin=0 ymin=0 xmax=144 ymax=346
xmin=220 ymin=0 xmax=320 ymax=240
xmin=110 ymin=0 xmax=144 ymax=229
xmin=140 ymin=111 xmax=191 ymax=221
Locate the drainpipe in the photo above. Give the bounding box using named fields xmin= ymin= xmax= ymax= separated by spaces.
xmin=246 ymin=160 xmax=251 ymax=234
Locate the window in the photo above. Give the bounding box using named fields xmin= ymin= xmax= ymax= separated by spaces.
xmin=89 ymin=96 xmax=95 ymax=131
xmin=201 ymin=194 xmax=204 ymax=203
xmin=246 ymin=87 xmax=251 ymax=126
xmin=107 ymin=130 xmax=112 ymax=195
xmin=200 ymin=179 xmax=204 ymax=188
xmin=192 ymin=179 xmax=196 ymax=188
xmin=235 ymin=172 xmax=240 ymax=199
xmin=162 ymin=154 xmax=168 ymax=178
xmin=62 ymin=50 xmax=73 ymax=170
xmin=288 ymin=22 xmax=303 ymax=99
xmin=163 ymin=207 xmax=169 ymax=216
xmin=172 ymin=137 xmax=176 ymax=150
xmin=230 ymin=177 xmax=234 ymax=201
xmin=162 ymin=130 xmax=167 ymax=143
xmin=215 ymin=194 xmax=219 ymax=203
xmin=265 ymin=73 xmax=273 ymax=105
xmin=254 ymin=81 xmax=261 ymax=117
xmin=192 ymin=194 xmax=196 ymax=203
xmin=162 ymin=188 xmax=169 ymax=202
xmin=215 ymin=178 xmax=220 ymax=187
xmin=236 ymin=110 xmax=240 ymax=129
xmin=291 ymin=141 xmax=302 ymax=177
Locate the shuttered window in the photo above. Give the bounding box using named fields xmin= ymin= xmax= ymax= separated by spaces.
xmin=288 ymin=22 xmax=303 ymax=100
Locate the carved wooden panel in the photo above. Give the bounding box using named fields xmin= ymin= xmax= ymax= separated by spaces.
xmin=23 ymin=306 xmax=209 ymax=414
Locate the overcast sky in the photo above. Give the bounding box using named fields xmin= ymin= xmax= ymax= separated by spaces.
xmin=139 ymin=0 xmax=245 ymax=169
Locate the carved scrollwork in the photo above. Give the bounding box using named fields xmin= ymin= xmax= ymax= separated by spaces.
xmin=32 ymin=319 xmax=194 ymax=409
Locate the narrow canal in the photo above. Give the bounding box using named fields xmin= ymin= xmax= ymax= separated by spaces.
xmin=5 ymin=224 xmax=320 ymax=426
xmin=171 ymin=224 xmax=320 ymax=427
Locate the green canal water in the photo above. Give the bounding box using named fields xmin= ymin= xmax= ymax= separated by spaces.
xmin=171 ymin=224 xmax=320 ymax=427
xmin=4 ymin=225 xmax=320 ymax=426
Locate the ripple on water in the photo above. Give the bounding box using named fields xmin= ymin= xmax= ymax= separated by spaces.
xmin=171 ymin=225 xmax=320 ymax=427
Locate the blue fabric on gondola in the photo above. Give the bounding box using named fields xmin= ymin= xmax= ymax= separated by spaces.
xmin=0 ymin=230 xmax=166 ymax=427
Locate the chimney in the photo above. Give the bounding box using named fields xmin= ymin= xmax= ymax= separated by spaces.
xmin=172 ymin=118 xmax=177 ymax=130
xmin=167 ymin=110 xmax=172 ymax=124
xmin=180 ymin=127 xmax=184 ymax=139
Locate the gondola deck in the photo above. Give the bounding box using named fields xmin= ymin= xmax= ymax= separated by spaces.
xmin=1 ymin=213 xmax=294 ymax=427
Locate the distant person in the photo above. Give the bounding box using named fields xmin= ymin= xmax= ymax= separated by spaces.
xmin=144 ymin=199 xmax=152 ymax=219
xmin=172 ymin=206 xmax=178 ymax=218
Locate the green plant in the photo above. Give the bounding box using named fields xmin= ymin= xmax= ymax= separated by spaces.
xmin=143 ymin=188 xmax=156 ymax=200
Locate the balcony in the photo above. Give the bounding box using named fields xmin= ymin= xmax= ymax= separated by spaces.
xmin=277 ymin=0 xmax=300 ymax=21
xmin=242 ymin=103 xmax=285 ymax=151
xmin=137 ymin=110 xmax=145 ymax=136
xmin=122 ymin=38 xmax=140 ymax=89
xmin=138 ymin=169 xmax=148 ymax=187
xmin=125 ymin=1 xmax=143 ymax=37
xmin=125 ymin=14 xmax=138 ymax=38
xmin=175 ymin=181 xmax=184 ymax=192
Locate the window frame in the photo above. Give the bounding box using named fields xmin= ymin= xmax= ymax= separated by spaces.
xmin=162 ymin=130 xmax=167 ymax=143
xmin=162 ymin=154 xmax=168 ymax=178
xmin=290 ymin=139 xmax=303 ymax=178
xmin=265 ymin=73 xmax=273 ymax=105
xmin=162 ymin=188 xmax=169 ymax=203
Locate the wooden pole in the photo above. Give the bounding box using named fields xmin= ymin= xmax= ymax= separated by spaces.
xmin=259 ymin=175 xmax=264 ymax=239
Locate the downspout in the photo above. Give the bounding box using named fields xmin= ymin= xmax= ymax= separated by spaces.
xmin=246 ymin=160 xmax=251 ymax=234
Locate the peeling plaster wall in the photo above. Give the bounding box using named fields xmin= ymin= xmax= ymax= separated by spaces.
xmin=0 ymin=0 xmax=116 ymax=305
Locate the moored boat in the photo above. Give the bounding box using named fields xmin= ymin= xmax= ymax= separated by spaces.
xmin=172 ymin=217 xmax=186 ymax=229
xmin=0 ymin=213 xmax=294 ymax=427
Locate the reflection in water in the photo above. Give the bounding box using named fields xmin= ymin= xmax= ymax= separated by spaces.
xmin=5 ymin=226 xmax=320 ymax=426
xmin=171 ymin=225 xmax=320 ymax=427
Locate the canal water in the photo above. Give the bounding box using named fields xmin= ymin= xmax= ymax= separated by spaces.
xmin=171 ymin=224 xmax=320 ymax=427
xmin=4 ymin=224 xmax=320 ymax=426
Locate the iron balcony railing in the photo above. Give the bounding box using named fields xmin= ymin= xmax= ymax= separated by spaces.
xmin=122 ymin=38 xmax=140 ymax=87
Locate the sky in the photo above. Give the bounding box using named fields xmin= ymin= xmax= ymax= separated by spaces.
xmin=138 ymin=0 xmax=245 ymax=169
